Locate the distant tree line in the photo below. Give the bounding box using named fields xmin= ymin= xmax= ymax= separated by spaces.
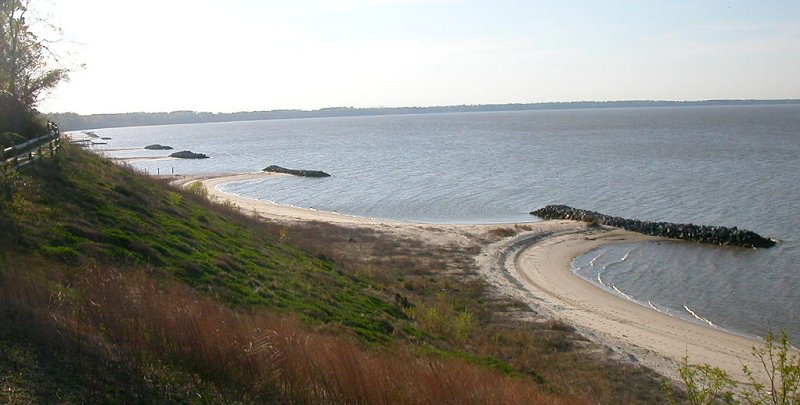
xmin=47 ymin=99 xmax=800 ymax=132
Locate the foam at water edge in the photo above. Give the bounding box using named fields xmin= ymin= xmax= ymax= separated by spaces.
xmin=612 ymin=285 xmax=635 ymax=301
xmin=647 ymin=300 xmax=667 ymax=314
xmin=683 ymin=304 xmax=717 ymax=328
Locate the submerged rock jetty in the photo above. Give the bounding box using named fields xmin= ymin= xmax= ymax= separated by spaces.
xmin=169 ymin=150 xmax=209 ymax=159
xmin=531 ymin=205 xmax=776 ymax=248
xmin=263 ymin=165 xmax=331 ymax=178
xmin=145 ymin=144 xmax=173 ymax=150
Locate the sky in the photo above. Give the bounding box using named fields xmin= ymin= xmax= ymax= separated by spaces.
xmin=33 ymin=0 xmax=800 ymax=114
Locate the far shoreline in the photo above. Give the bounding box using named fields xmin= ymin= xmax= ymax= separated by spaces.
xmin=51 ymin=99 xmax=800 ymax=132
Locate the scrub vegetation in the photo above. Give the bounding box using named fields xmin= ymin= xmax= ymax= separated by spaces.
xmin=666 ymin=330 xmax=799 ymax=405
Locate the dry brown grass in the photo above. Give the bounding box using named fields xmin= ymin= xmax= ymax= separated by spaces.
xmin=228 ymin=218 xmax=675 ymax=404
xmin=0 ymin=262 xmax=581 ymax=404
xmin=487 ymin=227 xmax=518 ymax=238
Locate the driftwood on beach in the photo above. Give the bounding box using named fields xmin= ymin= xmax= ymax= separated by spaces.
xmin=263 ymin=165 xmax=330 ymax=178
xmin=531 ymin=205 xmax=776 ymax=248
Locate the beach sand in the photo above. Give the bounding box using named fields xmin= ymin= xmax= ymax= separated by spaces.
xmin=182 ymin=172 xmax=771 ymax=384
xmin=495 ymin=228 xmax=769 ymax=383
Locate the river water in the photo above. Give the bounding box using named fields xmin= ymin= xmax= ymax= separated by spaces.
xmin=92 ymin=105 xmax=800 ymax=344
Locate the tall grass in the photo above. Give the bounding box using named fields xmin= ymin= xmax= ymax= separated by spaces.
xmin=0 ymin=262 xmax=579 ymax=404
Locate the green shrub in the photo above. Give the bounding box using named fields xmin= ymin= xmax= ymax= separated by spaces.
xmin=166 ymin=191 xmax=183 ymax=207
xmin=453 ymin=310 xmax=476 ymax=343
xmin=666 ymin=330 xmax=799 ymax=405
xmin=185 ymin=181 xmax=208 ymax=198
xmin=407 ymin=294 xmax=476 ymax=344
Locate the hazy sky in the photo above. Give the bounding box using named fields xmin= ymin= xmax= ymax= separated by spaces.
xmin=36 ymin=0 xmax=800 ymax=114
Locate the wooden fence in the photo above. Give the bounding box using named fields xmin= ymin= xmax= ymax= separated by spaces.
xmin=1 ymin=132 xmax=61 ymax=173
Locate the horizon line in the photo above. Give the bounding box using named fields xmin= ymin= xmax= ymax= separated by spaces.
xmin=46 ymin=98 xmax=800 ymax=117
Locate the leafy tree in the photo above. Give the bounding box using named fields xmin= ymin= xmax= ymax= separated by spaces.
xmin=1 ymin=0 xmax=68 ymax=107
xmin=1 ymin=0 xmax=68 ymax=136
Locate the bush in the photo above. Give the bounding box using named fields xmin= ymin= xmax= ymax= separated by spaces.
xmin=667 ymin=330 xmax=800 ymax=405
xmin=185 ymin=181 xmax=208 ymax=198
xmin=0 ymin=95 xmax=48 ymax=139
xmin=166 ymin=191 xmax=182 ymax=207
xmin=406 ymin=293 xmax=477 ymax=344
xmin=488 ymin=227 xmax=517 ymax=238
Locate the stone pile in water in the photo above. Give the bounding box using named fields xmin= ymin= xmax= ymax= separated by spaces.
xmin=169 ymin=150 xmax=209 ymax=159
xmin=531 ymin=204 xmax=776 ymax=248
xmin=263 ymin=165 xmax=330 ymax=178
xmin=145 ymin=144 xmax=173 ymax=150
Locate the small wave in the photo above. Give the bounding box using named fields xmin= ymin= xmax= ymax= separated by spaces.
xmin=683 ymin=304 xmax=716 ymax=327
xmin=589 ymin=251 xmax=606 ymax=267
xmin=572 ymin=263 xmax=591 ymax=274
xmin=612 ymin=285 xmax=634 ymax=301
xmin=597 ymin=273 xmax=606 ymax=286
xmin=620 ymin=246 xmax=640 ymax=262
xmin=647 ymin=300 xmax=667 ymax=314
xmin=603 ymin=247 xmax=638 ymax=271
xmin=571 ymin=253 xmax=590 ymax=273
xmin=217 ymin=187 xmax=241 ymax=198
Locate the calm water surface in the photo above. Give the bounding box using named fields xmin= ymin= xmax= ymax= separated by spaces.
xmin=93 ymin=105 xmax=800 ymax=344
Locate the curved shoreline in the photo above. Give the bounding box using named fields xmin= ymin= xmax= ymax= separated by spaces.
xmin=198 ymin=172 xmax=409 ymax=226
xmin=506 ymin=228 xmax=768 ymax=383
xmin=182 ymin=172 xmax=771 ymax=383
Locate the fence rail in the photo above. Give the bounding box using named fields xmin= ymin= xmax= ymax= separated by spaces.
xmin=2 ymin=132 xmax=61 ymax=173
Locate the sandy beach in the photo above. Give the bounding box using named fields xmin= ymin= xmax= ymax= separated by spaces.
xmin=494 ymin=229 xmax=770 ymax=383
xmin=183 ymin=172 xmax=772 ymax=384
xmin=199 ymin=172 xmax=406 ymax=226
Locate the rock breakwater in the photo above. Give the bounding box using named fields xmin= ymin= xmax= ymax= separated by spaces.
xmin=169 ymin=150 xmax=209 ymax=159
xmin=531 ymin=205 xmax=776 ymax=248
xmin=263 ymin=165 xmax=330 ymax=178
xmin=145 ymin=144 xmax=173 ymax=150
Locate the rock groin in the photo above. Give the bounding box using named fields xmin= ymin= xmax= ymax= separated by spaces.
xmin=145 ymin=144 xmax=173 ymax=150
xmin=531 ymin=205 xmax=776 ymax=248
xmin=263 ymin=165 xmax=330 ymax=178
xmin=169 ymin=150 xmax=209 ymax=159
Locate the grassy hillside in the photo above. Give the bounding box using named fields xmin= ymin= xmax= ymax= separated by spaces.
xmin=0 ymin=145 xmax=674 ymax=403
xmin=1 ymin=144 xmax=405 ymax=342
xmin=0 ymin=145 xmax=559 ymax=403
